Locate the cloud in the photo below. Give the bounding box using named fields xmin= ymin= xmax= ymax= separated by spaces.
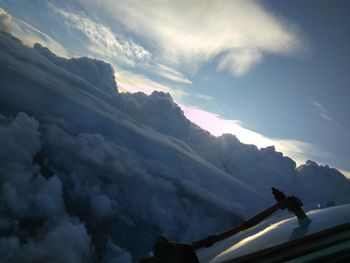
xmin=339 ymin=169 xmax=350 ymax=179
xmin=48 ymin=3 xmax=193 ymax=85
xmin=311 ymin=100 xmax=338 ymax=126
xmin=217 ymin=49 xmax=263 ymax=76
xmin=10 ymin=18 xmax=69 ymax=57
xmin=116 ymin=68 xmax=188 ymax=102
xmin=182 ymin=106 xmax=321 ymax=165
xmin=0 ymin=7 xmax=68 ymax=57
xmin=0 ymin=7 xmax=11 ymax=32
xmin=49 ymin=3 xmax=152 ymax=66
xmin=297 ymin=161 xmax=350 ymax=205
xmin=1 ymin=34 xmax=349 ymax=262
xmin=0 ymin=113 xmax=93 ymax=263
xmin=33 ymin=43 xmax=118 ymax=93
xmin=117 ymin=92 xmax=349 ymax=204
xmin=0 ymin=36 xmax=265 ymax=259
xmin=86 ymin=0 xmax=303 ymax=76
xmin=117 ymin=72 xmax=325 ymax=167
xmin=149 ymin=63 xmax=192 ymax=84
xmin=195 ymin=94 xmax=213 ymax=101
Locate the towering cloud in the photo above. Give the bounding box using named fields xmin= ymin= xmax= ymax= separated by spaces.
xmin=33 ymin=43 xmax=118 ymax=94
xmin=0 ymin=32 xmax=348 ymax=262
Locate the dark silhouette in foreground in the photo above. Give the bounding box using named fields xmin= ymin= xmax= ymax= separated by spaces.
xmin=140 ymin=187 xmax=309 ymax=263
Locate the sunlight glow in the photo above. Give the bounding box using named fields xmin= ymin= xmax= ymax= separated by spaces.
xmin=183 ymin=106 xmax=270 ymax=147
xmin=182 ymin=106 xmax=317 ymax=165
xmin=118 ymin=81 xmax=155 ymax=95
xmin=116 ymin=69 xmax=188 ymax=102
xmin=338 ymin=169 xmax=350 ymax=179
xmin=223 ymin=223 xmax=280 ymax=254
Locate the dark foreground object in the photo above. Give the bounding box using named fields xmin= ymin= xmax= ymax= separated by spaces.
xmin=141 ymin=236 xmax=199 ymax=263
xmin=140 ymin=188 xmax=309 ymax=263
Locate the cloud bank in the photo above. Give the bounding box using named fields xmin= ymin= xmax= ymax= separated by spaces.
xmin=0 ymin=113 xmax=94 ymax=263
xmin=0 ymin=32 xmax=259 ymax=261
xmin=0 ymin=31 xmax=349 ymax=262
xmin=182 ymin=106 xmax=320 ymax=165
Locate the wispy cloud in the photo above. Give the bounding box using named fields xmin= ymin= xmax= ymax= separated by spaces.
xmin=311 ymin=100 xmax=338 ymax=126
xmin=149 ymin=63 xmax=192 ymax=84
xmin=194 ymin=94 xmax=213 ymax=101
xmin=85 ymin=0 xmax=303 ymax=77
xmin=48 ymin=3 xmax=192 ymax=85
xmin=217 ymin=49 xmax=263 ymax=76
xmin=12 ymin=18 xmax=69 ymax=57
xmin=49 ymin=3 xmax=152 ymax=66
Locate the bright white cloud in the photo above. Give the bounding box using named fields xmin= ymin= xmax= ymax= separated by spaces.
xmin=182 ymin=106 xmax=321 ymax=165
xmin=49 ymin=3 xmax=192 ymax=84
xmin=88 ymin=0 xmax=302 ymax=76
xmin=217 ymin=49 xmax=263 ymax=76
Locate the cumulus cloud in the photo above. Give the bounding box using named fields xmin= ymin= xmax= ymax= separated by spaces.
xmin=0 ymin=8 xmax=11 ymax=32
xmin=117 ymin=68 xmax=188 ymax=102
xmin=1 ymin=33 xmax=349 ymax=262
xmin=0 ymin=113 xmax=93 ymax=263
xmin=33 ymin=43 xmax=118 ymax=93
xmin=84 ymin=0 xmax=303 ymax=76
xmin=182 ymin=106 xmax=320 ymax=165
xmin=118 ymin=92 xmax=349 ymax=206
xmin=124 ymin=91 xmax=350 ymax=206
xmin=0 ymin=33 xmax=258 ymax=259
xmin=102 ymin=239 xmax=132 ymax=263
xmin=297 ymin=160 xmax=350 ymax=206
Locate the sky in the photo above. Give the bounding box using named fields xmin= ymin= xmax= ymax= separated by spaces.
xmin=0 ymin=0 xmax=349 ymax=176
